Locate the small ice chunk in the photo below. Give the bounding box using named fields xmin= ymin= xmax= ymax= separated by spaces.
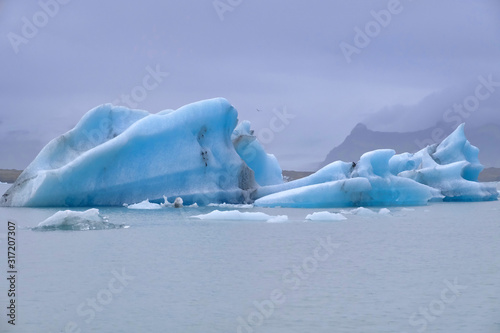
xmin=191 ymin=210 xmax=287 ymax=222
xmin=127 ymin=199 xmax=162 ymax=210
xmin=378 ymin=208 xmax=391 ymax=215
xmin=208 ymin=203 xmax=254 ymax=209
xmin=266 ymin=215 xmax=289 ymax=223
xmin=305 ymin=211 xmax=347 ymax=221
xmin=33 ymin=209 xmax=124 ymax=231
xmin=349 ymin=207 xmax=377 ymax=216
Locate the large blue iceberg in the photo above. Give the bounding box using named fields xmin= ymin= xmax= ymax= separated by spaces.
xmin=1 ymin=98 xmax=497 ymax=207
xmin=2 ymin=98 xmax=256 ymax=206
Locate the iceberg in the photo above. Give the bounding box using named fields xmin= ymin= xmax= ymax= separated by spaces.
xmin=390 ymin=124 xmax=498 ymax=201
xmin=1 ymin=95 xmax=496 ymax=209
xmin=32 ymin=209 xmax=125 ymax=231
xmin=2 ymin=98 xmax=257 ymax=207
xmin=254 ymin=150 xmax=441 ymax=208
xmin=255 ymin=125 xmax=497 ymax=207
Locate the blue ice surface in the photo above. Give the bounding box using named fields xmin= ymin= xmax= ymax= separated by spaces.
xmin=393 ymin=124 xmax=498 ymax=201
xmin=2 ymin=98 xmax=256 ymax=206
xmin=255 ymin=124 xmax=497 ymax=207
xmin=1 ymin=98 xmax=497 ymax=208
xmin=254 ymin=150 xmax=440 ymax=208
xmin=231 ymin=120 xmax=283 ymax=186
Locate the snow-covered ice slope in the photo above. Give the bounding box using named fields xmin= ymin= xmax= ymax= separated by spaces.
xmin=1 ymin=98 xmax=257 ymax=206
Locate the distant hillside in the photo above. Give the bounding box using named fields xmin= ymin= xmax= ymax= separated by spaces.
xmin=0 ymin=169 xmax=22 ymax=184
xmin=478 ymin=168 xmax=500 ymax=182
xmin=321 ymin=122 xmax=500 ymax=168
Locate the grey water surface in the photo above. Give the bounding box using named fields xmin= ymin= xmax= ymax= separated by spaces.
xmin=0 ymin=183 xmax=499 ymax=333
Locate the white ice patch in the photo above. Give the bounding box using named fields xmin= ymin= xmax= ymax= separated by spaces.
xmin=266 ymin=215 xmax=289 ymax=223
xmin=342 ymin=207 xmax=378 ymax=216
xmin=207 ymin=203 xmax=254 ymax=209
xmin=305 ymin=211 xmax=347 ymax=221
xmin=127 ymin=199 xmax=162 ymax=210
xmin=191 ymin=210 xmax=287 ymax=222
xmin=378 ymin=208 xmax=391 ymax=215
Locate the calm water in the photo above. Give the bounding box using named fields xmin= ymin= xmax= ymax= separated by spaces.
xmin=1 ymin=183 xmax=499 ymax=333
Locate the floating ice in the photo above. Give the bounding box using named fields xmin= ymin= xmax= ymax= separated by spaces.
xmin=32 ymin=209 xmax=125 ymax=231
xmin=378 ymin=208 xmax=391 ymax=215
xmin=305 ymin=211 xmax=347 ymax=221
xmin=348 ymin=207 xmax=377 ymax=216
xmin=391 ymin=124 xmax=498 ymax=201
xmin=266 ymin=215 xmax=289 ymax=223
xmin=207 ymin=203 xmax=254 ymax=209
xmin=255 ymin=125 xmax=498 ymax=207
xmin=191 ymin=210 xmax=287 ymax=222
xmin=2 ymin=98 xmax=256 ymax=207
xmin=1 ymin=96 xmax=496 ymax=209
xmin=254 ymin=151 xmax=440 ymax=208
xmin=127 ymin=199 xmax=162 ymax=210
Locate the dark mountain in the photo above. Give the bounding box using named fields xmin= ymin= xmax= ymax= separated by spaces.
xmin=321 ymin=122 xmax=500 ymax=168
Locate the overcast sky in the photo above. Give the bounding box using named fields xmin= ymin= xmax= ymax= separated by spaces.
xmin=1 ymin=0 xmax=499 ymax=171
